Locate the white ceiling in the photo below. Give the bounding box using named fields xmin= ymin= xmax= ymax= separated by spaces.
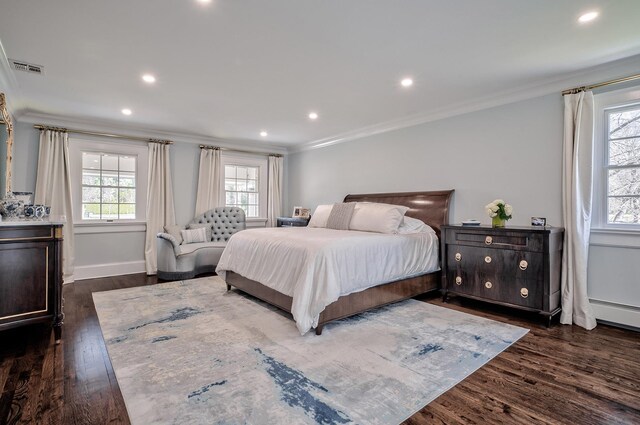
xmin=1 ymin=0 xmax=639 ymax=148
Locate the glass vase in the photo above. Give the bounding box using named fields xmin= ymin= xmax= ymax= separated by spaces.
xmin=492 ymin=216 xmax=506 ymax=228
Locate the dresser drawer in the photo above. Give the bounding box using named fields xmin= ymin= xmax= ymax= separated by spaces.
xmin=446 ymin=228 xmax=544 ymax=252
xmin=447 ymin=245 xmax=543 ymax=280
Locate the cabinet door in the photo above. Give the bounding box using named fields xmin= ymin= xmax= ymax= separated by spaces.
xmin=446 ymin=245 xmax=544 ymax=309
xmin=0 ymin=242 xmax=50 ymax=322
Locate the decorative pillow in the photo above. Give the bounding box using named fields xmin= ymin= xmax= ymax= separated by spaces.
xmin=326 ymin=202 xmax=356 ymax=230
xmin=164 ymin=225 xmax=185 ymax=245
xmin=181 ymin=227 xmax=208 ymax=244
xmin=397 ymin=216 xmax=435 ymax=234
xmin=187 ymin=223 xmax=213 ymax=241
xmin=307 ymin=204 xmax=334 ymax=228
xmin=349 ymin=202 xmax=409 ymax=234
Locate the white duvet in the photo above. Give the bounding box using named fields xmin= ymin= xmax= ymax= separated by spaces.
xmin=215 ymin=227 xmax=439 ymax=334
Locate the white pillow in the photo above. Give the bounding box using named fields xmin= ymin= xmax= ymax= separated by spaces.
xmin=397 ymin=216 xmax=435 ymax=234
xmin=349 ymin=202 xmax=409 ymax=234
xmin=181 ymin=227 xmax=207 ymax=244
xmin=307 ymin=204 xmax=334 ymax=228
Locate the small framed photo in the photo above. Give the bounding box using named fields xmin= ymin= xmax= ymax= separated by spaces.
xmin=292 ymin=206 xmax=310 ymax=218
xmin=531 ymin=217 xmax=547 ymax=227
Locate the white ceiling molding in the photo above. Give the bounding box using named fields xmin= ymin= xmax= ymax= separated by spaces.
xmin=18 ymin=111 xmax=288 ymax=155
xmin=292 ymin=54 xmax=640 ymax=153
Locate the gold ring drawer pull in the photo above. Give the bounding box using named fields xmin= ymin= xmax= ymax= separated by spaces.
xmin=519 ymin=260 xmax=528 ymax=270
xmin=455 ymin=253 xmax=462 ymax=261
xmin=485 ymin=236 xmax=493 ymax=245
xmin=485 ymin=281 xmax=492 ymax=289
xmin=485 ymin=256 xmax=492 ymax=263
xmin=455 ymin=276 xmax=462 ymax=285
xmin=520 ymin=288 xmax=529 ymax=298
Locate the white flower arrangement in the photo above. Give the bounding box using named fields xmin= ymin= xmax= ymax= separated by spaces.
xmin=485 ymin=199 xmax=513 ymax=221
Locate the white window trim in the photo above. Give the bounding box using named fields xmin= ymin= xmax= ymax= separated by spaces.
xmin=593 ymin=85 xmax=640 ymax=235
xmin=69 ymin=138 xmax=148 ymax=231
xmin=219 ymin=152 xmax=268 ymax=220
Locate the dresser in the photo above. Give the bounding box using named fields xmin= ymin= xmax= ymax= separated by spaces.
xmin=276 ymin=216 xmax=310 ymax=227
xmin=441 ymin=224 xmax=564 ymax=325
xmin=0 ymin=221 xmax=64 ymax=340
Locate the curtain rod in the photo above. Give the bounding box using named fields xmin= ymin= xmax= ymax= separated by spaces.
xmin=199 ymin=144 xmax=283 ymax=157
xmin=562 ymin=73 xmax=640 ymax=95
xmin=33 ymin=124 xmax=174 ymax=144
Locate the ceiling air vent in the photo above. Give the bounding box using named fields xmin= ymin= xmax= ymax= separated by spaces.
xmin=9 ymin=59 xmax=44 ymax=75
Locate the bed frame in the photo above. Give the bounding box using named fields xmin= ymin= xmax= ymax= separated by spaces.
xmin=225 ymin=190 xmax=455 ymax=334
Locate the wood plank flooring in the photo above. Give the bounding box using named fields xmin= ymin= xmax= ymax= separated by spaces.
xmin=1 ymin=273 xmax=639 ymax=425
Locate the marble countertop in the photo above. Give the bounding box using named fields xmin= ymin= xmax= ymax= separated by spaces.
xmin=0 ymin=216 xmax=66 ymax=226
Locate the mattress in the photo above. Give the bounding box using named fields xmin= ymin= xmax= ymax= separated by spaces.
xmin=216 ymin=227 xmax=439 ymax=334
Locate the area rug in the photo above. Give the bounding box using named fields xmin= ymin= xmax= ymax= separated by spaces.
xmin=93 ymin=276 xmax=528 ymax=425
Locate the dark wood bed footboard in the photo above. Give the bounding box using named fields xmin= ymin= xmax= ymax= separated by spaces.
xmin=225 ymin=270 xmax=440 ymax=335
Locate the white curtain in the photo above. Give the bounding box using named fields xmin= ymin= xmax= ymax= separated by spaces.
xmin=145 ymin=142 xmax=176 ymax=275
xmin=267 ymin=155 xmax=283 ymax=227
xmin=561 ymin=91 xmax=597 ymax=330
xmin=34 ymin=129 xmax=75 ymax=283
xmin=194 ymin=147 xmax=220 ymax=216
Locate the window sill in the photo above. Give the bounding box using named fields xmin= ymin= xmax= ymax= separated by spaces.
xmin=74 ymin=220 xmax=146 ymax=234
xmin=590 ymin=228 xmax=640 ymax=249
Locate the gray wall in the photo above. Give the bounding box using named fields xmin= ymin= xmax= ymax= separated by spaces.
xmin=286 ymin=92 xmax=639 ymax=328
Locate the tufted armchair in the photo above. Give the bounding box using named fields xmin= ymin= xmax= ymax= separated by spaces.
xmin=156 ymin=207 xmax=246 ymax=280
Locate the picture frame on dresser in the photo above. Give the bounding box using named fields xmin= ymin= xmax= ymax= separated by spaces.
xmin=440 ymin=224 xmax=564 ymax=326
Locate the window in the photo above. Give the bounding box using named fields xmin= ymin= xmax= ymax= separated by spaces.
xmin=219 ymin=153 xmax=268 ymax=220
xmin=81 ymin=152 xmax=137 ymax=220
xmin=224 ymin=165 xmax=260 ymax=218
xmin=70 ymin=139 xmax=148 ymax=226
xmin=604 ymin=105 xmax=640 ymax=225
xmin=594 ymin=85 xmax=640 ymax=230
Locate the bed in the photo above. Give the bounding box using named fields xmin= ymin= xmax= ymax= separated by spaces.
xmin=218 ymin=190 xmax=454 ymax=335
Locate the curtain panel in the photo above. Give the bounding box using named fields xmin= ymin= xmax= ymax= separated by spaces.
xmin=194 ymin=148 xmax=221 ymax=216
xmin=34 ymin=129 xmax=75 ymax=283
xmin=145 ymin=142 xmax=176 ymax=275
xmin=561 ymin=91 xmax=597 ymax=330
xmin=267 ymin=155 xmax=283 ymax=227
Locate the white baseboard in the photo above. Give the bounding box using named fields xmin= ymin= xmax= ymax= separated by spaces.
xmin=590 ymin=299 xmax=640 ymax=329
xmin=74 ymin=260 xmax=146 ymax=281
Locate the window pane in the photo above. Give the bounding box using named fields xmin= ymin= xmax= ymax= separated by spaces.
xmin=247 ymin=167 xmax=257 ymax=179
xmin=119 ymin=172 xmax=135 ymax=187
xmin=248 ymin=205 xmax=258 ymax=218
xmin=119 ymin=188 xmax=136 ymax=203
xmin=101 ymin=172 xmax=118 ymax=186
xmin=226 ymin=192 xmax=236 ymax=205
xmin=609 ymin=137 xmax=640 ymax=166
xmin=82 ymin=187 xmax=100 ymax=203
xmin=239 ymin=192 xmax=248 ymax=204
xmin=225 ymin=165 xmax=236 ymax=178
xmin=248 ymin=193 xmax=257 ymax=205
xmin=236 ymin=167 xmax=248 ymax=179
xmin=83 ymin=153 xmax=101 ymax=169
xmin=102 ymin=155 xmax=118 ymax=171
xmin=120 ymin=156 xmax=136 ymax=172
xmin=608 ymin=168 xmax=640 ymax=196
xmin=82 ymin=204 xmax=101 ymax=219
xmin=247 ymin=179 xmax=257 ymax=192
xmin=609 ymin=109 xmax=640 ymax=139
xmin=119 ymin=204 xmax=136 ymax=219
xmin=225 ymin=179 xmax=237 ymax=191
xmin=102 ymin=188 xmax=118 ymax=203
xmin=101 ymin=204 xmax=119 ymax=219
xmin=82 ymin=172 xmax=100 ymax=186
xmin=608 ymin=196 xmax=640 ymax=224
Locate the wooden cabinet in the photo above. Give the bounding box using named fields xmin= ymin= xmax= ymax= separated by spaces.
xmin=276 ymin=216 xmax=310 ymax=227
xmin=441 ymin=224 xmax=564 ymax=325
xmin=0 ymin=223 xmax=64 ymax=340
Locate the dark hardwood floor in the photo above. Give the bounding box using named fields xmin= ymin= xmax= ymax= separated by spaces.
xmin=1 ymin=273 xmax=639 ymax=425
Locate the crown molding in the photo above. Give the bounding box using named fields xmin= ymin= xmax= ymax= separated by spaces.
xmin=17 ymin=111 xmax=288 ymax=155
xmin=291 ymin=54 xmax=640 ymax=153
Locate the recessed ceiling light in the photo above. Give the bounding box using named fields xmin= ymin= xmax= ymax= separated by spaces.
xmin=308 ymin=112 xmax=318 ymax=120
xmin=260 ymin=131 xmax=268 ymax=137
xmin=578 ymin=11 xmax=599 ymax=23
xmin=401 ymin=78 xmax=413 ymax=87
xmin=121 ymin=108 xmax=132 ymax=116
xmin=142 ymin=74 xmax=156 ymax=83
xmin=196 ymin=0 xmax=212 ymax=4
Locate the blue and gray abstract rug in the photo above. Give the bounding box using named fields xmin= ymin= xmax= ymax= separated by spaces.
xmin=93 ymin=276 xmax=528 ymax=425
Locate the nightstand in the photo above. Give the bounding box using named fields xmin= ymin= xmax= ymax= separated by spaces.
xmin=441 ymin=224 xmax=564 ymax=326
xmin=276 ymin=216 xmax=310 ymax=227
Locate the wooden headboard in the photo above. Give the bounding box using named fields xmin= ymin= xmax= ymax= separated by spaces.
xmin=343 ymin=190 xmax=454 ymax=238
